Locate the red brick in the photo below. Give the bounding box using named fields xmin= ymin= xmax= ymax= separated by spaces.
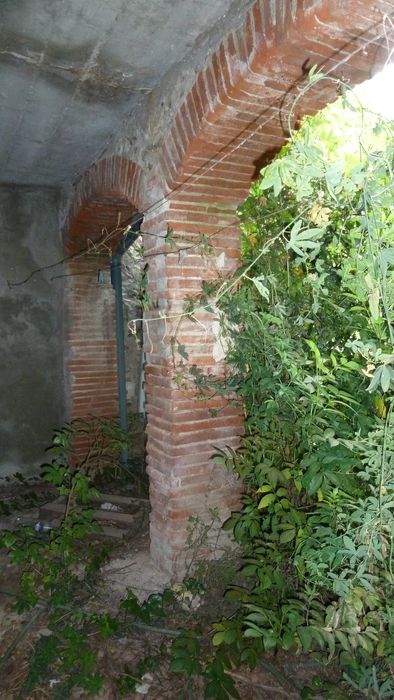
xmin=191 ymin=83 xmax=205 ymax=124
xmin=174 ymin=112 xmax=188 ymax=153
xmin=64 ymin=0 xmax=393 ymax=576
xmin=204 ymin=64 xmax=218 ymax=111
xmin=186 ymin=92 xmax=200 ymax=135
xmin=244 ymin=8 xmax=255 ymax=58
xmin=179 ymin=101 xmax=196 ymax=144
xmin=234 ymin=26 xmax=249 ymax=66
xmin=196 ymin=71 xmax=211 ymax=117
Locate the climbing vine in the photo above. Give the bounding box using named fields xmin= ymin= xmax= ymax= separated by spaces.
xmin=121 ymin=73 xmax=394 ymax=695
xmin=201 ymin=75 xmax=394 ymax=696
xmin=3 ymin=72 xmax=394 ymax=699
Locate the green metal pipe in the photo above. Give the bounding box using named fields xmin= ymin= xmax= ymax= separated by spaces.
xmin=111 ymin=216 xmax=143 ymax=464
xmin=111 ymin=253 xmax=128 ymax=463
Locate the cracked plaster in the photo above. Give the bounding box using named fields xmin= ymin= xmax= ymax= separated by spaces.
xmin=0 ymin=0 xmax=255 ymax=188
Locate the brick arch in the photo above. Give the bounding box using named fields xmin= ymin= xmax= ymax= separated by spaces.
xmin=64 ymin=157 xmax=143 ymax=448
xmin=158 ymin=1 xmax=390 ymax=195
xmin=66 ymin=156 xmax=143 ymax=253
xmin=143 ymin=0 xmax=392 ymax=573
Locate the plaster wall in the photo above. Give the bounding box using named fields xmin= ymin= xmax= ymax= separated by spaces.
xmin=0 ymin=0 xmax=255 ymax=186
xmin=0 ymin=187 xmax=65 ymax=476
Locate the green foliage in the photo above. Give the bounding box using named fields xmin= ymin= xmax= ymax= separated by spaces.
xmin=0 ymin=511 xmax=103 ymax=614
xmin=21 ymin=634 xmax=61 ymax=693
xmin=204 ymin=650 xmax=240 ymax=700
xmin=0 ymin=425 xmax=114 ymax=695
xmin=120 ymin=589 xmax=168 ymax=623
xmin=40 ymin=412 xmax=147 ymax=494
xmin=170 ymin=631 xmax=202 ymax=676
xmin=1 ymin=489 xmax=239 ymax=699
xmin=211 ymin=88 xmax=394 ymax=696
xmin=168 ymin=630 xmax=240 ymax=700
xmin=46 ymin=415 xmax=129 ymax=479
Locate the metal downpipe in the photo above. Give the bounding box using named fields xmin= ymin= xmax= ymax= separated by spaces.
xmin=111 ymin=253 xmax=128 ymax=463
xmin=110 ymin=216 xmax=143 ymax=465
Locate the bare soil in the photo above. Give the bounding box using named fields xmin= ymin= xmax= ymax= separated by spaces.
xmin=0 ymin=477 xmax=352 ymax=700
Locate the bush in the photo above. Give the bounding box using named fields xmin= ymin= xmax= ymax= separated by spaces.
xmin=212 ymin=79 xmax=394 ymax=695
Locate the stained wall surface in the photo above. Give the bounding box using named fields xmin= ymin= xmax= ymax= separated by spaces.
xmin=0 ymin=0 xmax=255 ymax=186
xmin=0 ymin=187 xmax=65 ymax=476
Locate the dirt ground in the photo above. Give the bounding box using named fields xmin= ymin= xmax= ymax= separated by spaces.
xmin=0 ymin=475 xmax=354 ymax=700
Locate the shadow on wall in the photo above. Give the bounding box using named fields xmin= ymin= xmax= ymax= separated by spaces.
xmin=252 ymin=147 xmax=283 ymax=181
xmin=0 ymin=187 xmax=65 ymax=477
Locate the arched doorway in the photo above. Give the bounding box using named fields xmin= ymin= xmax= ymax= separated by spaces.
xmin=64 ymin=157 xmax=143 ymax=462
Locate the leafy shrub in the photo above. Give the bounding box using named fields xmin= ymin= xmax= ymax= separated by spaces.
xmin=211 ymin=81 xmax=394 ymax=695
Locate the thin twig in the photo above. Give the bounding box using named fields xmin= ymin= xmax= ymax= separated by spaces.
xmin=227 ymin=669 xmax=300 ymax=698
xmin=0 ymin=603 xmax=47 ymax=673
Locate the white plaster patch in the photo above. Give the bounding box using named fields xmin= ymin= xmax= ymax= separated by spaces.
xmin=216 ymin=251 xmax=226 ymax=269
xmin=212 ymin=317 xmax=229 ymax=362
xmin=210 ymin=302 xmax=239 ymax=363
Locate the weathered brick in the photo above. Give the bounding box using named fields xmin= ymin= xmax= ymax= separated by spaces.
xmin=65 ymin=0 xmax=391 ymax=576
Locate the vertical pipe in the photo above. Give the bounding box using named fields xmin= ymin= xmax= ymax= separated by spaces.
xmin=138 ymin=349 xmax=145 ymax=415
xmin=111 ymin=253 xmax=128 ymax=463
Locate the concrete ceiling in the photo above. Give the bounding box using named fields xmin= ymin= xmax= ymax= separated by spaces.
xmin=0 ymin=0 xmax=254 ymax=187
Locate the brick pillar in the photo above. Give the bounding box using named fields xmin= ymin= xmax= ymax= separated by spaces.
xmin=65 ymin=255 xmax=118 ymax=457
xmin=143 ymin=198 xmax=244 ymax=575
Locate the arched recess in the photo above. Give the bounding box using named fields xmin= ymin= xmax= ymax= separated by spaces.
xmin=144 ymin=0 xmax=392 ymax=573
xmin=65 ymin=157 xmax=143 ymax=457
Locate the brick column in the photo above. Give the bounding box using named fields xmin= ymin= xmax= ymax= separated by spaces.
xmin=143 ymin=198 xmax=244 ymax=574
xmin=65 ymin=255 xmax=118 ymax=457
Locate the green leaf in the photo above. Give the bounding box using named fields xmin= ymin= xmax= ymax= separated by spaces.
xmin=2 ymin=531 xmax=17 ymax=548
xmin=342 ymin=535 xmax=356 ymax=555
xmin=282 ymin=629 xmax=294 ymax=650
xmin=335 ymin=630 xmax=350 ymax=651
xmin=379 ymin=247 xmax=394 ymax=276
xmin=259 ymin=164 xmax=280 ymax=192
xmin=258 ymin=493 xmax=276 ymax=509
xmin=368 ymin=287 xmax=380 ymax=320
xmin=297 ymin=626 xmax=312 ymax=651
xmin=165 ymin=226 xmax=177 ymax=249
xmin=256 ymin=484 xmax=273 ymax=494
xmin=244 ymin=627 xmax=263 ymax=638
xmin=177 ymin=344 xmax=189 ymax=361
xmin=367 ymin=365 xmax=384 ymax=393
xmin=305 ymin=339 xmax=330 ymax=374
xmin=308 ymin=65 xmax=325 ymax=83
xmin=287 ymin=222 xmax=324 ymax=257
xmin=170 ymin=657 xmax=190 ymax=674
xmin=212 ymin=632 xmax=225 ymax=646
xmin=252 ymin=276 xmax=270 ymax=301
xmin=279 ymin=528 xmax=296 ymax=544
xmin=380 ymin=365 xmax=392 ymax=393
xmin=212 ymin=455 xmax=226 ymax=465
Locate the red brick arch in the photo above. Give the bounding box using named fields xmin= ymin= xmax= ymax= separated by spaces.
xmin=66 ymin=156 xmax=143 ymax=252
xmin=62 ymin=2 xmax=393 ymax=574
xmin=65 ymin=157 xmax=143 ymax=442
xmin=143 ymin=0 xmax=392 ymax=572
